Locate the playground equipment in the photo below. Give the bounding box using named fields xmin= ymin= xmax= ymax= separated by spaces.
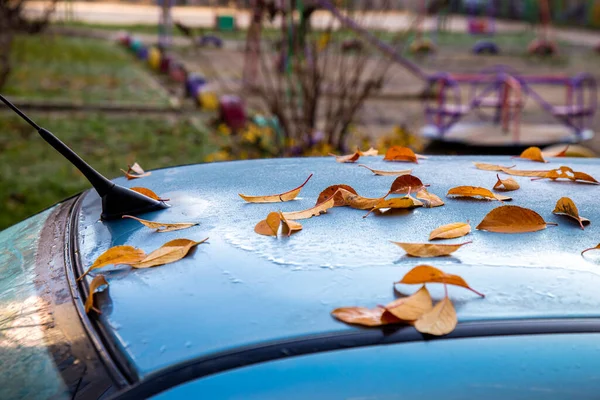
xmin=468 ymin=0 xmax=500 ymax=55
xmin=528 ymin=0 xmax=558 ymax=56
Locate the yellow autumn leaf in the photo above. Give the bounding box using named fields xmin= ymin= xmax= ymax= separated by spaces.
xmin=131 ymin=238 xmax=208 ymax=269
xmin=383 ymin=146 xmax=418 ymax=163
xmin=358 ymin=164 xmax=412 ymax=176
xmin=239 ymin=174 xmax=313 ymax=203
xmin=85 ymin=274 xmax=109 ymax=314
xmin=473 ymin=162 xmax=515 ymax=171
xmin=493 ymin=174 xmax=520 ymax=191
xmin=254 ymin=212 xmax=282 ymax=236
xmin=358 ymin=147 xmax=379 ymax=156
xmin=513 ymin=146 xmax=547 ymax=163
xmin=331 ymin=306 xmax=401 ymax=327
xmin=280 ymin=212 xmax=303 ymax=236
xmin=397 ymin=265 xmax=485 ymax=297
xmin=78 ymin=245 xmax=146 ymax=281
xmin=392 ymin=241 xmax=471 ymax=257
xmin=447 ymin=186 xmax=511 ymax=202
xmin=476 ymin=205 xmax=555 ymax=233
xmin=131 ymin=187 xmax=169 ymax=202
xmin=330 ymin=151 xmax=361 ymax=163
xmin=552 ymin=197 xmax=589 ymax=230
xmin=429 ymin=222 xmax=471 ymax=240
xmin=123 ymin=215 xmax=198 ymax=232
xmin=385 ymin=285 xmax=433 ymax=321
xmin=121 ymin=162 xmax=151 ymax=180
xmin=281 ymin=197 xmax=335 ymax=220
xmin=414 ymin=297 xmax=457 ymax=336
xmin=416 ymin=189 xmax=445 ymax=208
xmin=535 ymin=166 xmax=599 ymax=184
xmin=365 ymin=195 xmax=423 ymax=217
xmin=498 ymin=168 xmax=549 ymax=177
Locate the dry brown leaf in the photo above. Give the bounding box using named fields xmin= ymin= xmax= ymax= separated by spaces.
xmin=447 ymin=186 xmax=511 ymax=202
xmin=535 ymin=166 xmax=600 ymax=184
xmin=543 ymin=145 xmax=569 ymax=158
xmin=239 ymin=174 xmax=313 ymax=203
xmin=552 ymin=197 xmax=589 ymax=230
xmin=397 ymin=265 xmax=485 ymax=297
xmin=513 ymin=146 xmax=547 ymax=163
xmin=416 ymin=189 xmax=445 ymax=208
xmin=581 ymin=243 xmax=600 ymax=256
xmin=254 ymin=212 xmax=282 ymax=236
xmin=473 ymin=162 xmax=516 ymax=171
xmin=131 ymin=238 xmax=208 ymax=269
xmin=429 ymin=222 xmax=471 ymax=241
xmin=121 ymin=162 xmax=151 ymax=180
xmin=330 ymin=151 xmax=361 ymax=163
xmin=359 ymin=147 xmax=378 ymax=157
xmin=414 ymin=297 xmax=457 ymax=336
xmin=123 ymin=215 xmax=198 ymax=232
xmin=367 ymin=195 xmax=423 ymax=217
xmin=476 ymin=205 xmax=555 ymax=233
xmin=383 ymin=146 xmax=418 ymax=163
xmin=385 ymin=286 xmax=433 ymax=321
xmin=78 ymin=245 xmax=146 ymax=281
xmin=131 ymin=187 xmax=169 ymax=202
xmin=331 ymin=306 xmax=401 ymax=327
xmin=282 ymin=197 xmax=335 ymax=220
xmin=316 ymin=185 xmax=358 ymax=207
xmin=493 ymin=174 xmax=520 ymax=191
xmin=358 ymin=164 xmax=412 ymax=176
xmin=389 ymin=175 xmax=427 ymax=194
xmin=392 ymin=241 xmax=471 ymax=257
xmin=500 ymin=168 xmax=549 ymax=177
xmin=279 ymin=212 xmax=303 ymax=236
xmin=85 ymin=275 xmax=109 ymax=314
xmin=336 ymin=188 xmax=383 ymax=210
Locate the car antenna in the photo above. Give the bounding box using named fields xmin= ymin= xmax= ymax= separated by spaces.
xmin=0 ymin=94 xmax=169 ymax=220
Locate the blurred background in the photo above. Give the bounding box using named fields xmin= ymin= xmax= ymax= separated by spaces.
xmin=1 ymin=0 xmax=599 ymax=229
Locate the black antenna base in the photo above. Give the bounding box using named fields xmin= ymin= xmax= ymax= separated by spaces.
xmin=101 ymin=185 xmax=169 ymax=220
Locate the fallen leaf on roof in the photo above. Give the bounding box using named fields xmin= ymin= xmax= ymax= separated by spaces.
xmin=413 ymin=297 xmax=457 ymax=336
xmin=429 ymin=222 xmax=471 ymax=240
xmin=330 ymin=151 xmax=361 ymax=163
xmin=282 ymin=197 xmax=335 ymax=220
xmin=336 ymin=188 xmax=384 ymax=210
xmin=316 ymin=184 xmax=357 ymax=207
xmin=397 ymin=265 xmax=485 ymax=297
xmin=280 ymin=212 xmax=303 ymax=236
xmin=85 ymin=275 xmax=109 ymax=314
xmin=331 ymin=306 xmax=401 ymax=327
xmin=476 ymin=205 xmax=556 ymax=233
xmin=391 ymin=241 xmax=471 ymax=257
xmin=78 ymin=245 xmax=146 ymax=281
xmin=500 ymin=168 xmax=549 ymax=177
xmin=534 ymin=166 xmax=599 ymax=184
xmin=383 ymin=146 xmax=418 ymax=163
xmin=542 ymin=145 xmax=569 ymax=158
xmin=121 ymin=162 xmax=151 ymax=180
xmin=513 ymin=146 xmax=547 ymax=163
xmin=447 ymin=186 xmax=511 ymax=201
xmin=385 ymin=285 xmax=433 ymax=321
xmin=131 ymin=238 xmax=208 ymax=269
xmin=358 ymin=164 xmax=412 ymax=176
xmin=366 ymin=195 xmax=423 ymax=217
xmin=473 ymin=162 xmax=515 ymax=171
xmin=239 ymin=174 xmax=313 ymax=203
xmin=254 ymin=212 xmax=282 ymax=236
xmin=581 ymin=243 xmax=600 ymax=256
xmin=416 ymin=189 xmax=445 ymax=208
xmin=389 ymin=175 xmax=427 ymax=194
xmin=552 ymin=197 xmax=589 ymax=230
xmin=493 ymin=174 xmax=520 ymax=191
xmin=131 ymin=187 xmax=169 ymax=202
xmin=359 ymin=147 xmax=378 ymax=156
xmin=123 ymin=215 xmax=198 ymax=233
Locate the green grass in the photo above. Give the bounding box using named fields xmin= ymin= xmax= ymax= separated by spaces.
xmin=0 ymin=113 xmax=213 ymax=230
xmin=4 ymin=35 xmax=171 ymax=106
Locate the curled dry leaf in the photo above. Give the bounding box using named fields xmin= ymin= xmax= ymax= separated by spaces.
xmin=131 ymin=187 xmax=169 ymax=202
xmin=78 ymin=245 xmax=146 ymax=281
xmin=254 ymin=212 xmax=282 ymax=236
xmin=366 ymin=195 xmax=423 ymax=217
xmin=552 ymin=197 xmax=589 ymax=230
xmin=239 ymin=174 xmax=313 ymax=203
xmin=316 ymin=185 xmax=358 ymax=207
xmin=331 ymin=306 xmax=401 ymax=327
xmin=383 ymin=146 xmax=418 ymax=163
xmin=336 ymin=188 xmax=383 ymax=210
xmin=473 ymin=162 xmax=515 ymax=171
xmin=131 ymin=238 xmax=208 ymax=269
xmin=413 ymin=297 xmax=457 ymax=336
xmin=330 ymin=151 xmax=361 ymax=163
xmin=123 ymin=215 xmax=198 ymax=233
xmin=397 ymin=265 xmax=485 ymax=297
xmin=536 ymin=166 xmax=599 ymax=184
xmin=582 ymin=243 xmax=600 ymax=256
xmin=513 ymin=146 xmax=547 ymax=163
xmin=389 ymin=175 xmax=427 ymax=194
xmin=542 ymin=145 xmax=569 ymax=158
xmin=392 ymin=241 xmax=471 ymax=257
xmin=476 ymin=205 xmax=555 ymax=233
xmin=416 ymin=189 xmax=445 ymax=208
xmin=282 ymin=197 xmax=335 ymax=220
xmin=429 ymin=222 xmax=471 ymax=241
xmin=280 ymin=212 xmax=303 ymax=236
xmin=121 ymin=162 xmax=151 ymax=180
xmin=493 ymin=174 xmax=520 ymax=191
xmin=499 ymin=168 xmax=549 ymax=177
xmin=358 ymin=164 xmax=412 ymax=176
xmin=385 ymin=285 xmax=433 ymax=321
xmin=358 ymin=147 xmax=378 ymax=156
xmin=85 ymin=275 xmax=109 ymax=314
xmin=447 ymin=186 xmax=511 ymax=202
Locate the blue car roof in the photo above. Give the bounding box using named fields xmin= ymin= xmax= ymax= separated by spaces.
xmin=75 ymin=156 xmax=600 ymax=379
